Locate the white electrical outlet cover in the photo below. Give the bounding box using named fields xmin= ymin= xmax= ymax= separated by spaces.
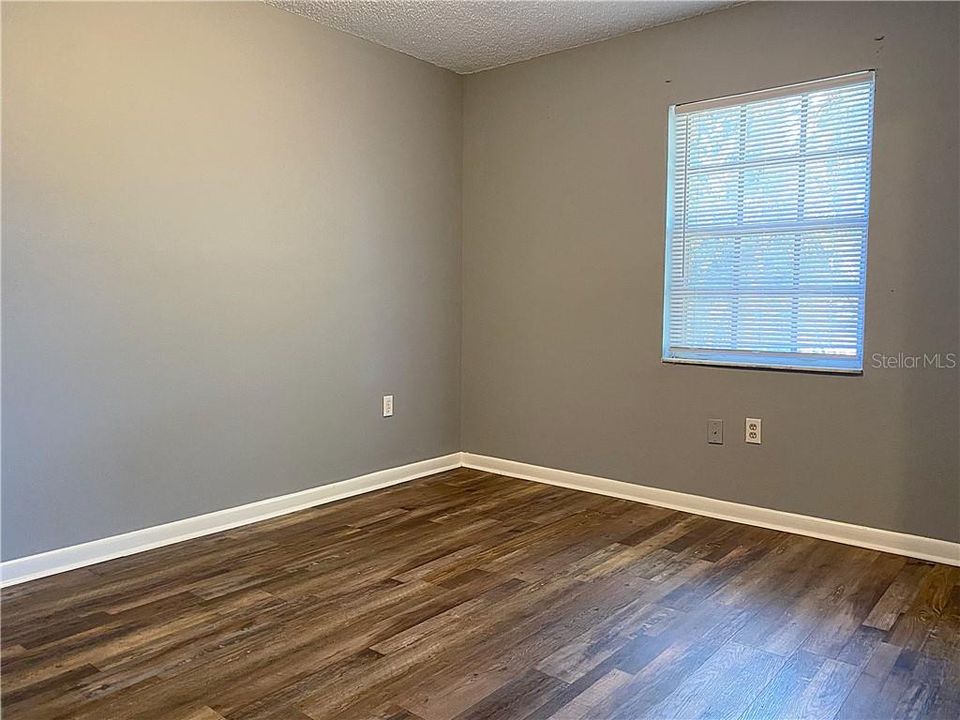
xmin=745 ymin=417 xmax=761 ymax=444
xmin=382 ymin=395 xmax=394 ymax=417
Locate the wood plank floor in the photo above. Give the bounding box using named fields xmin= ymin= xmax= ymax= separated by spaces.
xmin=2 ymin=468 xmax=958 ymax=719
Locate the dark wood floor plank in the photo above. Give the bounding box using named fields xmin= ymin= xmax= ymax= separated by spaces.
xmin=642 ymin=640 xmax=785 ymax=719
xmin=450 ymin=669 xmax=567 ymax=720
xmin=887 ymin=565 xmax=960 ymax=652
xmin=541 ymin=667 xmax=634 ymax=720
xmin=801 ymin=551 xmax=907 ymax=659
xmin=740 ymin=649 xmax=825 ymax=720
xmin=1 ymin=469 xmax=956 ymax=720
xmin=864 ymin=560 xmax=932 ymax=631
xmin=536 ymin=600 xmax=676 ymax=683
xmin=789 ymin=657 xmax=861 ymax=719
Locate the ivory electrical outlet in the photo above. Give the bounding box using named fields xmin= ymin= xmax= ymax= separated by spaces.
xmin=746 ymin=417 xmax=761 ymax=444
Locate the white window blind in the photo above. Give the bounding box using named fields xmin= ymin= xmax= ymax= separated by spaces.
xmin=662 ymin=71 xmax=875 ymax=372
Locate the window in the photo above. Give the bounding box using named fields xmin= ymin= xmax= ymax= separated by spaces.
xmin=662 ymin=71 xmax=875 ymax=372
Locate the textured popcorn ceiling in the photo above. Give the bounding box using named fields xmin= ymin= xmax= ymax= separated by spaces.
xmin=268 ymin=1 xmax=737 ymax=74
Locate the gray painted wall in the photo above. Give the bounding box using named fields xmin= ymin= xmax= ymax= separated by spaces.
xmin=4 ymin=1 xmax=957 ymax=562
xmin=2 ymin=2 xmax=462 ymax=560
xmin=462 ymin=2 xmax=960 ymax=541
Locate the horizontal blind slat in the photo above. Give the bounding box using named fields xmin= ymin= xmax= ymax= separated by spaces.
xmin=663 ymin=72 xmax=874 ymax=371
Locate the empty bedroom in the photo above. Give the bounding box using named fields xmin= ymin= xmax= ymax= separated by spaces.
xmin=1 ymin=1 xmax=958 ymax=718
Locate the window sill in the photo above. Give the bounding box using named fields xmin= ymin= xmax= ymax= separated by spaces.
xmin=661 ymin=356 xmax=863 ymax=375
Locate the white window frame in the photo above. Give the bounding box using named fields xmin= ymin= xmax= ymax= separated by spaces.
xmin=661 ymin=71 xmax=876 ymax=373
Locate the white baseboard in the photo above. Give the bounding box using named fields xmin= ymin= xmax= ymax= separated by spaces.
xmin=461 ymin=453 xmax=960 ymax=567
xmin=4 ymin=450 xmax=956 ymax=587
xmin=0 ymin=453 xmax=461 ymax=588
